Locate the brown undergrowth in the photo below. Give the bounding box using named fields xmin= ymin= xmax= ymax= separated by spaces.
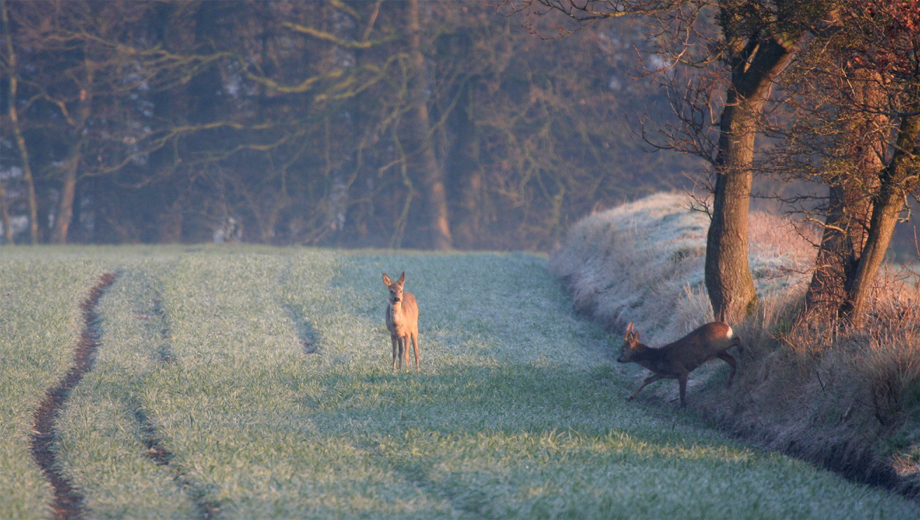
xmin=710 ymin=281 xmax=920 ymax=500
xmin=551 ymin=193 xmax=920 ymax=501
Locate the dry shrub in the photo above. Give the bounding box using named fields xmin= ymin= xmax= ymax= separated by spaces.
xmin=771 ymin=268 xmax=920 ymax=425
xmin=840 ymin=276 xmax=920 ymax=430
xmin=707 ymin=246 xmax=920 ymax=496
xmin=861 ymin=333 xmax=920 ymax=428
xmin=730 ymin=280 xmax=920 ymax=492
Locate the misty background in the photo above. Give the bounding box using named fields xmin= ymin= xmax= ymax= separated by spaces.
xmin=0 ymin=0 xmax=916 ymax=257
xmin=0 ymin=0 xmax=701 ymax=250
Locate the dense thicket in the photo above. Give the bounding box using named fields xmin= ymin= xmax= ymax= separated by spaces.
xmin=0 ymin=0 xmax=688 ymax=249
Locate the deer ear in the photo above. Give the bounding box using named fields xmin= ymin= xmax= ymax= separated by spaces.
xmin=624 ymin=324 xmax=640 ymax=344
xmin=382 ymin=273 xmax=392 ymax=285
xmin=397 ymin=272 xmax=406 ymax=285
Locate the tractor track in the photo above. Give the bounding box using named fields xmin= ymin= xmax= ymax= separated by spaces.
xmin=30 ymin=272 xmax=118 ymax=520
xmin=134 ymin=294 xmax=220 ymax=520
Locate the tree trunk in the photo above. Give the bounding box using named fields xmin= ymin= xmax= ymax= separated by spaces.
xmin=707 ymin=147 xmax=757 ymax=324
xmin=804 ymin=75 xmax=884 ymax=320
xmin=804 ymin=181 xmax=873 ymax=318
xmin=0 ymin=176 xmax=12 ymax=244
xmin=842 ymin=113 xmax=920 ymax=318
xmin=446 ymin=83 xmax=482 ymax=249
xmin=2 ymin=0 xmax=38 ymax=244
xmin=50 ymin=53 xmax=94 ymax=244
xmin=454 ymin=170 xmax=482 ymax=249
xmin=706 ymin=37 xmax=797 ymax=323
xmin=157 ymin=197 xmax=184 ymax=243
xmin=50 ymin=151 xmax=81 ymax=244
xmin=406 ymin=0 xmax=452 ymax=250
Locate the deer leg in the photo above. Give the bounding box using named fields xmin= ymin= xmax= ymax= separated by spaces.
xmin=392 ymin=337 xmax=399 ymax=371
xmin=717 ymin=351 xmax=737 ymax=388
xmin=401 ymin=336 xmax=410 ymax=372
xmin=411 ymin=332 xmax=420 ymax=371
xmin=678 ymin=374 xmax=688 ymax=408
xmin=628 ymin=373 xmax=665 ymax=400
xmin=732 ymin=337 xmax=745 ymax=357
xmin=397 ymin=337 xmax=406 ymax=370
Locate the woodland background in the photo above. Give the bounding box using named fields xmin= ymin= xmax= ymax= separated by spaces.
xmin=1 ymin=0 xmax=918 ymax=261
xmin=0 ymin=0 xmax=695 ymax=250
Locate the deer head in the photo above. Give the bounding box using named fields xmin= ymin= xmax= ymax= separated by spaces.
xmin=382 ymin=272 xmax=406 ymax=305
xmin=617 ymin=323 xmax=642 ymax=363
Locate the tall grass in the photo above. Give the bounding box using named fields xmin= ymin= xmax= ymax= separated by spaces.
xmin=550 ymin=193 xmax=920 ymax=498
xmin=2 ymin=245 xmax=919 ymax=518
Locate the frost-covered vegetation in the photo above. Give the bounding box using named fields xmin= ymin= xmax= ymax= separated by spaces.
xmin=1 ymin=246 xmax=919 ymax=518
xmin=549 ymin=192 xmax=816 ymax=344
xmin=550 ymin=193 xmax=920 ymax=499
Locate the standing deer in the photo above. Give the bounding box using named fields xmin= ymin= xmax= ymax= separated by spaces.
xmin=382 ymin=272 xmax=420 ymax=372
xmin=617 ymin=322 xmax=742 ymax=407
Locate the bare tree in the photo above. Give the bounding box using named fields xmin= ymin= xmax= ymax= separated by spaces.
xmin=839 ymin=0 xmax=920 ymax=318
xmin=1 ymin=0 xmax=38 ymax=243
xmin=1 ymin=0 xmax=221 ymax=243
xmin=1 ymin=0 xmax=691 ymax=249
xmin=403 ymin=0 xmax=453 ymax=249
xmin=765 ymin=0 xmax=920 ymax=320
xmin=502 ymin=0 xmax=835 ymax=322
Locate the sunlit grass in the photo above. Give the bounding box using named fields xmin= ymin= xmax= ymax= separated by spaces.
xmin=2 ymin=246 xmax=918 ymax=519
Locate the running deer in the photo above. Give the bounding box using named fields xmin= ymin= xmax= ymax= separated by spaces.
xmin=382 ymin=272 xmax=420 ymax=372
xmin=617 ymin=322 xmax=742 ymax=407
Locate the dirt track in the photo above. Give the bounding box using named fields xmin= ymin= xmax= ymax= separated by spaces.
xmin=29 ymin=273 xmax=221 ymax=520
xmin=30 ymin=272 xmax=117 ymax=520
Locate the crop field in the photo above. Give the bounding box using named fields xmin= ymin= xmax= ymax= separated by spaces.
xmin=2 ymin=246 xmax=919 ymax=519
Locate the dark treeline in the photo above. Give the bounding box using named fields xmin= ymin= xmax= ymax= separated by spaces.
xmin=0 ymin=0 xmax=687 ymax=249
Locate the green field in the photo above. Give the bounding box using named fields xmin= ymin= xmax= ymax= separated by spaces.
xmin=1 ymin=246 xmax=918 ymax=519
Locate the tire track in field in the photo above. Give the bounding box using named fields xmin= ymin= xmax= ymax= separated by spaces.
xmin=279 ymin=258 xmax=321 ymax=355
xmin=133 ymin=293 xmax=220 ymax=520
xmin=31 ymin=272 xmax=118 ymax=520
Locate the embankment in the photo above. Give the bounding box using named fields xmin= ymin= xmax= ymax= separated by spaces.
xmin=550 ymin=192 xmax=920 ymax=501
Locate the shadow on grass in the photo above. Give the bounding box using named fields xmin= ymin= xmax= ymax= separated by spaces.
xmin=287 ymin=363 xmax=809 ymax=520
xmin=300 ymin=362 xmax=713 ymax=446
